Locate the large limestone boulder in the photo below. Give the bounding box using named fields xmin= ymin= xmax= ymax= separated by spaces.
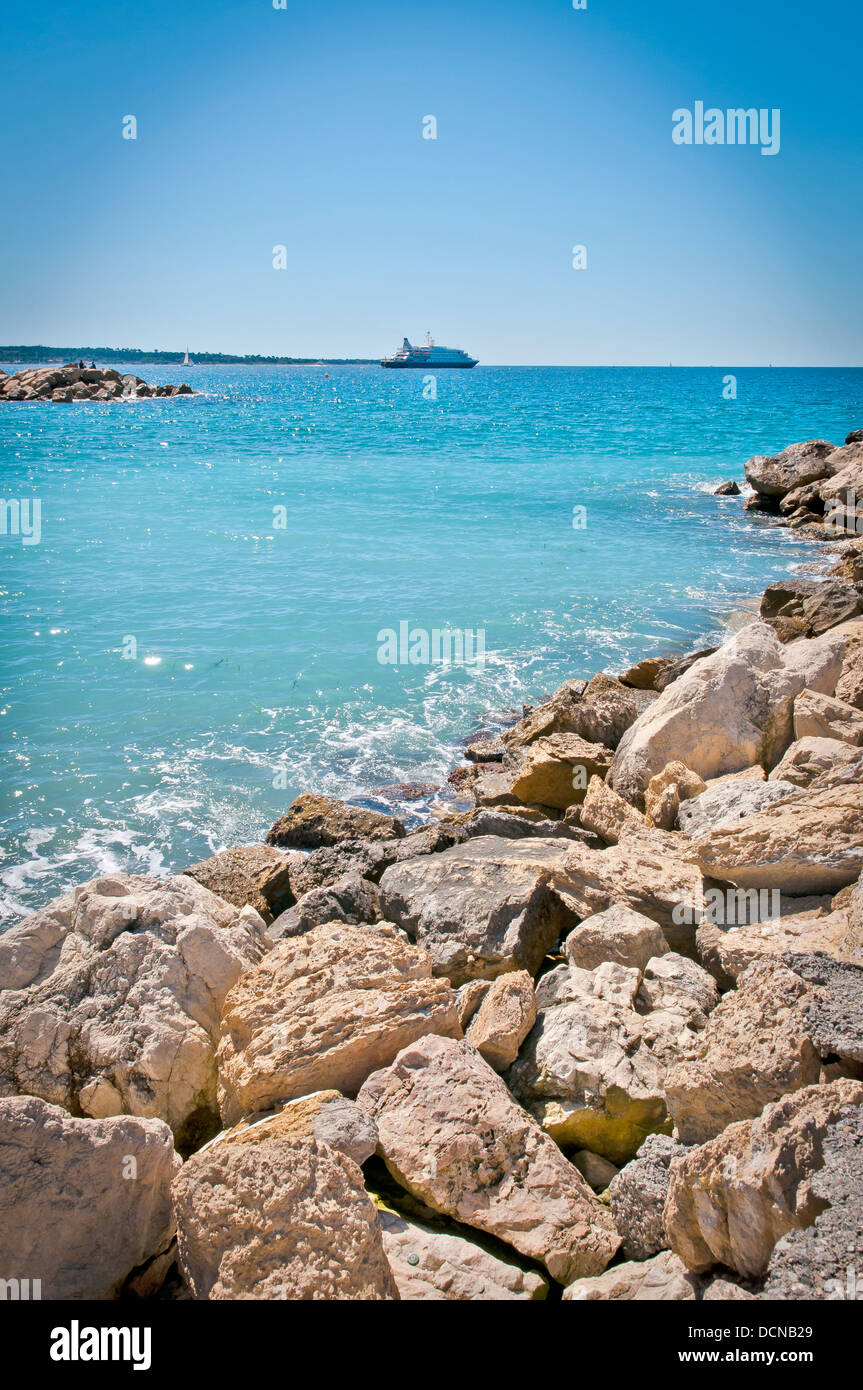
xmin=508 ymin=952 xmax=717 ymax=1165
xmin=762 ymin=1100 xmax=863 ymax=1300
xmin=377 ymin=836 xmax=578 ymax=984
xmin=265 ymin=793 xmax=405 ymax=849
xmin=357 ymin=1034 xmax=620 ymax=1284
xmin=692 ymin=783 xmax=863 ymax=895
xmin=760 ymin=579 xmax=863 ymax=640
xmin=793 ymin=688 xmax=863 ymax=745
xmin=216 ymin=921 xmax=460 ymax=1125
xmin=835 ymin=633 xmax=863 ymax=708
xmin=768 ymin=735 xmax=862 ymax=788
xmin=563 ymin=904 xmax=669 ymax=972
xmin=696 ymin=894 xmax=851 ymax=986
xmin=214 ymin=1090 xmax=379 ymax=1168
xmin=665 ymin=955 xmax=863 ymax=1143
xmin=0 ymin=874 xmax=269 ymax=1148
xmin=550 ymin=831 xmax=704 ymax=954
xmin=464 ymin=970 xmax=536 ymax=1070
xmin=607 ymin=1133 xmax=684 ymax=1261
xmin=0 ymin=1095 xmax=179 ymax=1300
xmin=563 ymin=1249 xmax=699 ymax=1301
xmin=665 ymin=1080 xmax=863 ymax=1278
xmin=676 ymin=777 xmax=796 ymax=837
xmin=501 ymin=674 xmax=636 ymax=753
xmin=609 ymin=620 xmax=858 ymax=807
xmin=501 ymin=679 xmax=587 ymax=749
xmin=172 ymin=1126 xmax=398 ymax=1299
xmin=744 ymin=439 xmax=834 ymax=498
xmin=377 ymin=1206 xmax=548 ymax=1300
xmin=182 ymin=845 xmax=298 ymax=922
xmin=508 ymin=733 xmax=612 ymax=810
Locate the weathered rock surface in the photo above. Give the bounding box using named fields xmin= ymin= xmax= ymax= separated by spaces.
xmin=265 ymin=793 xmax=405 ymax=849
xmin=286 ymin=823 xmax=465 ymax=897
xmin=714 ymin=479 xmax=741 ymax=496
xmin=577 ymin=775 xmax=644 ymax=844
xmin=696 ymin=895 xmax=849 ymax=986
xmin=0 ymin=874 xmax=268 ymax=1147
xmin=768 ymin=735 xmax=862 ymax=788
xmin=563 ymin=1250 xmax=699 ymax=1301
xmin=664 ymin=956 xmax=863 ymax=1144
xmin=609 ymin=620 xmax=857 ymax=807
xmin=377 ymin=1206 xmax=548 ymax=1300
xmin=645 ymin=761 xmax=706 ymax=831
xmin=508 ymin=733 xmax=613 ymax=810
xmin=182 ymin=845 xmax=297 ymax=922
xmin=619 ymin=656 xmax=674 ymax=691
xmin=571 ymin=1149 xmax=619 ymax=1190
xmin=268 ymin=872 xmax=381 ymax=940
xmin=500 ymin=680 xmax=588 ymax=749
xmin=564 ymin=904 xmax=669 ymax=972
xmin=676 ymin=777 xmax=796 ymax=837
xmin=217 ymin=921 xmax=460 ymax=1125
xmin=358 ymin=1034 xmax=620 ymax=1284
xmin=607 ymin=1133 xmax=684 ymax=1261
xmin=172 ymin=1128 xmax=398 ymax=1300
xmin=762 ymin=1100 xmax=863 ymax=1300
xmin=550 ymin=832 xmax=704 ymax=954
xmin=377 ymin=836 xmax=577 ymax=984
xmin=760 ymin=579 xmax=863 ymax=640
xmin=465 ymin=970 xmax=536 ymax=1070
xmin=794 ymin=688 xmax=863 ymax=745
xmin=508 ymin=953 xmax=716 ymax=1164
xmin=692 ymin=783 xmax=863 ymax=895
xmin=665 ymin=1080 xmax=863 ymax=1277
xmin=215 ymin=1089 xmax=379 ymax=1167
xmin=744 ymin=439 xmax=834 ymax=498
xmin=0 ymin=1095 xmax=179 ymax=1299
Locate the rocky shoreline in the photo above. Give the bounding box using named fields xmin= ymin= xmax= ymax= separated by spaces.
xmin=1 ymin=428 xmax=862 ymax=1302
xmin=0 ymin=362 xmax=195 ymax=402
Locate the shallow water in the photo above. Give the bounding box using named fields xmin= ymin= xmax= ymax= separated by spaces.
xmin=1 ymin=364 xmax=861 ymax=925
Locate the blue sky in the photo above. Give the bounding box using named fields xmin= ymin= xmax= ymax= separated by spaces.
xmin=0 ymin=0 xmax=860 ymax=364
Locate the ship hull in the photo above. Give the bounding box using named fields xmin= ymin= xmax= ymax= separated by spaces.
xmin=381 ymin=360 xmax=478 ymax=369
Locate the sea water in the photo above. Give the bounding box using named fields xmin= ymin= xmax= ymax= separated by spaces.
xmin=2 ymin=364 xmax=861 ymax=926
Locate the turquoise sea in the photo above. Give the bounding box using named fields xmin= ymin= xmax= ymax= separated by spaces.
xmin=2 ymin=364 xmax=861 ymax=927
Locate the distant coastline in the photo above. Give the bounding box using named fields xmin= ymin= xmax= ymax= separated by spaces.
xmin=0 ymin=345 xmax=378 ymax=366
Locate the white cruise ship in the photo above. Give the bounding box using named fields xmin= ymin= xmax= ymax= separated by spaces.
xmin=381 ymin=333 xmax=478 ymax=369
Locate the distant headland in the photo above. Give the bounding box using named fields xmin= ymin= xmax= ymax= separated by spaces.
xmin=0 ymin=345 xmax=377 ymax=366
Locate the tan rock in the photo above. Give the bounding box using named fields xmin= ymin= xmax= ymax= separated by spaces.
xmin=744 ymin=439 xmax=834 ymax=497
xmin=214 ymin=1090 xmax=378 ymax=1167
xmin=182 ymin=844 xmax=298 ymax=922
xmin=265 ymin=792 xmax=405 ymax=849
xmin=571 ymin=1149 xmax=619 ymax=1191
xmin=835 ymin=636 xmax=863 ymax=708
xmin=696 ymin=897 xmax=849 ymax=986
xmin=172 ymin=1129 xmax=398 ymax=1299
xmin=578 ymin=774 xmax=644 ymax=844
xmin=466 ymin=971 xmax=536 ymax=1070
xmin=563 ymin=1249 xmax=700 ymax=1301
xmin=358 ymin=1034 xmax=621 ymax=1284
xmin=508 ymin=954 xmax=717 ymax=1165
xmin=793 ymin=688 xmax=863 ymax=745
xmin=217 ymin=921 xmax=460 ymax=1125
xmin=564 ymin=904 xmax=669 ymax=972
xmin=501 ymin=679 xmax=588 ymax=750
xmin=707 ymin=764 xmax=767 ymax=786
xmin=376 ymin=1206 xmax=548 ymax=1300
xmin=609 ymin=620 xmax=857 ymax=807
xmin=508 ymin=734 xmax=613 ymax=810
xmin=550 ymin=831 xmax=704 ymax=955
xmin=565 ymin=673 xmax=639 ymax=750
xmin=692 ymin=783 xmax=863 ymax=895
xmin=645 ymin=762 xmax=706 ymax=831
xmin=665 ymin=1080 xmax=863 ymax=1277
xmin=664 ymin=960 xmax=822 ymax=1144
xmin=0 ymin=1095 xmax=180 ymax=1300
xmin=768 ymin=735 xmax=861 ymax=788
xmin=377 ymin=835 xmax=579 ymax=984
xmin=0 ymin=874 xmax=269 ymax=1148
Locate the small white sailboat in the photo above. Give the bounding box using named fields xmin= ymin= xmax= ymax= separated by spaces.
xmin=182 ymin=348 xmax=193 ymax=366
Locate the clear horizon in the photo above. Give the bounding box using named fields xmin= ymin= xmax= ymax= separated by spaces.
xmin=1 ymin=0 xmax=861 ymax=366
